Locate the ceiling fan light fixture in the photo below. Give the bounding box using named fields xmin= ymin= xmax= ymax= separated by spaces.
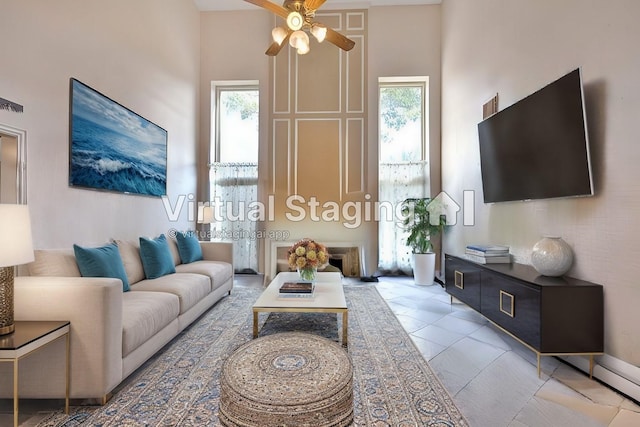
xmin=286 ymin=11 xmax=304 ymax=31
xmin=297 ymin=43 xmax=310 ymax=55
xmin=272 ymin=26 xmax=288 ymax=45
xmin=289 ymin=30 xmax=309 ymax=49
xmin=311 ymin=23 xmax=327 ymax=43
xmin=243 ymin=0 xmax=356 ymax=56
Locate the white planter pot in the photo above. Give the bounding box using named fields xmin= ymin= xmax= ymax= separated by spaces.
xmin=412 ymin=252 xmax=436 ymax=285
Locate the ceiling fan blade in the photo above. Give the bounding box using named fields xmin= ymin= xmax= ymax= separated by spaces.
xmin=305 ymin=0 xmax=327 ymax=10
xmin=266 ymin=32 xmax=291 ymax=56
xmin=266 ymin=42 xmax=284 ymax=56
xmin=324 ymin=27 xmax=356 ymax=51
xmin=243 ymin=0 xmax=289 ymax=19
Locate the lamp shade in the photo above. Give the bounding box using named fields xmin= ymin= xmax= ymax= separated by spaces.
xmin=272 ymin=26 xmax=288 ymax=45
xmin=197 ymin=206 xmax=215 ymax=224
xmin=297 ymin=42 xmax=310 ymax=55
xmin=0 ymin=204 xmax=34 ymax=267
xmin=289 ymin=30 xmax=309 ymax=50
xmin=311 ymin=23 xmax=327 ymax=43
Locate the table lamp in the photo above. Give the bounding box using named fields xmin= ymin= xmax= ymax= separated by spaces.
xmin=197 ymin=205 xmax=215 ymax=224
xmin=0 ymin=204 xmax=34 ymax=335
xmin=197 ymin=205 xmax=216 ymax=241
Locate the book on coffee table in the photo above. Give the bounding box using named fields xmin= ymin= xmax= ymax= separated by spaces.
xmin=279 ymin=282 xmax=315 ymax=294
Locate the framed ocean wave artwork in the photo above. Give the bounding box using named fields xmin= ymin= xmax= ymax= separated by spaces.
xmin=69 ymin=78 xmax=167 ymax=197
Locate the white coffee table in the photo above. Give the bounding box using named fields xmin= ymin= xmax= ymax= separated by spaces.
xmin=252 ymin=272 xmax=348 ymax=346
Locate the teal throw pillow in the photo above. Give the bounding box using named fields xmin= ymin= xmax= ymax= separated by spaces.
xmin=176 ymin=231 xmax=203 ymax=264
xmin=73 ymin=243 xmax=130 ymax=292
xmin=139 ymin=234 xmax=176 ymax=279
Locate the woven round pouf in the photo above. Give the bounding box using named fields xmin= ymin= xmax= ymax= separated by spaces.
xmin=219 ymin=332 xmax=353 ymax=427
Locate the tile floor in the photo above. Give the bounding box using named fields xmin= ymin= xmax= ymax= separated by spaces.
xmin=4 ymin=274 xmax=640 ymax=426
xmin=371 ymin=275 xmax=640 ymax=427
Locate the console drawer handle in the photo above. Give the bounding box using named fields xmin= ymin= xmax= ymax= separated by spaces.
xmin=454 ymin=271 xmax=464 ymax=289
xmin=500 ymin=290 xmax=514 ymax=317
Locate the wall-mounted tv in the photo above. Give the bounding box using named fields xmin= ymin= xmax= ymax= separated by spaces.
xmin=478 ymin=68 xmax=593 ymax=203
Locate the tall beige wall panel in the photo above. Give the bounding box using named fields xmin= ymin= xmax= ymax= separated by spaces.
xmin=269 ymin=13 xmax=366 ymax=207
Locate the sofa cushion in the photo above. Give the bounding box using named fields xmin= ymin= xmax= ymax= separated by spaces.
xmin=139 ymin=234 xmax=176 ymax=279
xmin=130 ymin=273 xmax=211 ymax=314
xmin=175 ymin=232 xmax=203 ymax=264
xmin=73 ymin=243 xmax=130 ymax=292
xmin=28 ymin=249 xmax=81 ymax=277
xmin=175 ymin=261 xmax=233 ymax=292
xmin=122 ymin=291 xmax=180 ymax=357
xmin=114 ymin=239 xmax=145 ymax=285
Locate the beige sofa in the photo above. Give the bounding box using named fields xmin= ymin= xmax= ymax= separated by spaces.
xmin=0 ymin=238 xmax=233 ymax=402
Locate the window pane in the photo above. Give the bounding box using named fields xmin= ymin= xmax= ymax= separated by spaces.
xmin=378 ymin=81 xmax=428 ymax=274
xmin=219 ymin=89 xmax=259 ymax=163
xmin=379 ymin=86 xmax=423 ymax=163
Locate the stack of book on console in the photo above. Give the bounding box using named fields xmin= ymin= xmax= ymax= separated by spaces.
xmin=465 ymin=244 xmax=511 ymax=264
xmin=279 ymin=281 xmax=315 ymax=298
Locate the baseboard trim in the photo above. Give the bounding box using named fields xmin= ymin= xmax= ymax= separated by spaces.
xmin=560 ymin=354 xmax=640 ymax=403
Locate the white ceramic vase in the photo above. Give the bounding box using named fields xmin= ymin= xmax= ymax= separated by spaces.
xmin=412 ymin=253 xmax=436 ymax=285
xmin=531 ymin=236 xmax=573 ymax=277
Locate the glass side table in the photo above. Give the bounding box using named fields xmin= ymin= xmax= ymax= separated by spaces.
xmin=0 ymin=321 xmax=70 ymax=427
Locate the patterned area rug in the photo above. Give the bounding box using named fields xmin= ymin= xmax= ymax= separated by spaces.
xmin=35 ymin=284 xmax=467 ymax=426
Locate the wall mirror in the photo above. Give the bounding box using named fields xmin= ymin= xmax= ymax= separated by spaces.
xmin=0 ymin=123 xmax=27 ymax=204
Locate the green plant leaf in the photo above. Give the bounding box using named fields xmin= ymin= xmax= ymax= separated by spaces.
xmin=400 ymin=197 xmax=448 ymax=254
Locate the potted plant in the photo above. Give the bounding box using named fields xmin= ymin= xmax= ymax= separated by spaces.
xmin=401 ymin=197 xmax=447 ymax=285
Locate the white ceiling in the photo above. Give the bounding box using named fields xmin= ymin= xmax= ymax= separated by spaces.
xmin=194 ymin=0 xmax=441 ymax=12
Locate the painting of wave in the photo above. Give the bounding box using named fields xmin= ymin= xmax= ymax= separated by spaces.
xmin=69 ymin=78 xmax=167 ymax=197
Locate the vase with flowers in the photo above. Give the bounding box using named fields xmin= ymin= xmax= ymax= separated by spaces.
xmin=287 ymin=238 xmax=330 ymax=282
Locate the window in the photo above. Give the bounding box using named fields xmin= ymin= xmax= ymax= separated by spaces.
xmin=379 ymin=83 xmax=427 ymax=163
xmin=212 ymin=85 xmax=259 ymax=163
xmin=377 ymin=78 xmax=429 ymax=274
xmin=209 ymin=82 xmax=260 ymax=273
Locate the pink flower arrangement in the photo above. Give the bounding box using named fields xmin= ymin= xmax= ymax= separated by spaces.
xmin=287 ymin=238 xmax=329 ymax=270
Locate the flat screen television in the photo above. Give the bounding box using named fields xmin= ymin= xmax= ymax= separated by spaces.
xmin=478 ymin=68 xmax=594 ymax=203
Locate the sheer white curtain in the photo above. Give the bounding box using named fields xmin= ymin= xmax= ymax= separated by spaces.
xmin=210 ymin=162 xmax=259 ymax=274
xmin=378 ymin=161 xmax=429 ymax=275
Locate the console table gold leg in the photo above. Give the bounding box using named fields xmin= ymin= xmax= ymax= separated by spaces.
xmin=342 ymin=311 xmax=348 ymax=347
xmin=252 ymin=311 xmax=258 ymax=338
xmin=65 ymin=332 xmax=70 ymax=414
xmin=589 ymin=355 xmax=594 ymax=379
xmin=537 ymin=353 xmax=541 ymax=378
xmin=13 ymin=359 xmax=18 ymax=427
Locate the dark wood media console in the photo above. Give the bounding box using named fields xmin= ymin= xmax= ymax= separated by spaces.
xmin=444 ymin=254 xmax=604 ymax=377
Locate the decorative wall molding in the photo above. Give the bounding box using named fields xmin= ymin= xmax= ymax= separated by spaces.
xmin=345 ymin=118 xmax=365 ymax=194
xmin=269 ymin=9 xmax=368 ymax=204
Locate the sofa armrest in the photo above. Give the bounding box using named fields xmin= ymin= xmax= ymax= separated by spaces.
xmin=200 ymin=241 xmax=234 ymax=265
xmin=12 ymin=276 xmax=124 ymax=399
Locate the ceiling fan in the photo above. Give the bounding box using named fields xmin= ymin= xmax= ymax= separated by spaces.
xmin=244 ymin=0 xmax=356 ymax=56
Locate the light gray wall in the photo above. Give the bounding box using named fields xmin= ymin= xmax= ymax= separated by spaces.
xmin=0 ymin=0 xmax=201 ymax=248
xmin=441 ymin=0 xmax=640 ymax=372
